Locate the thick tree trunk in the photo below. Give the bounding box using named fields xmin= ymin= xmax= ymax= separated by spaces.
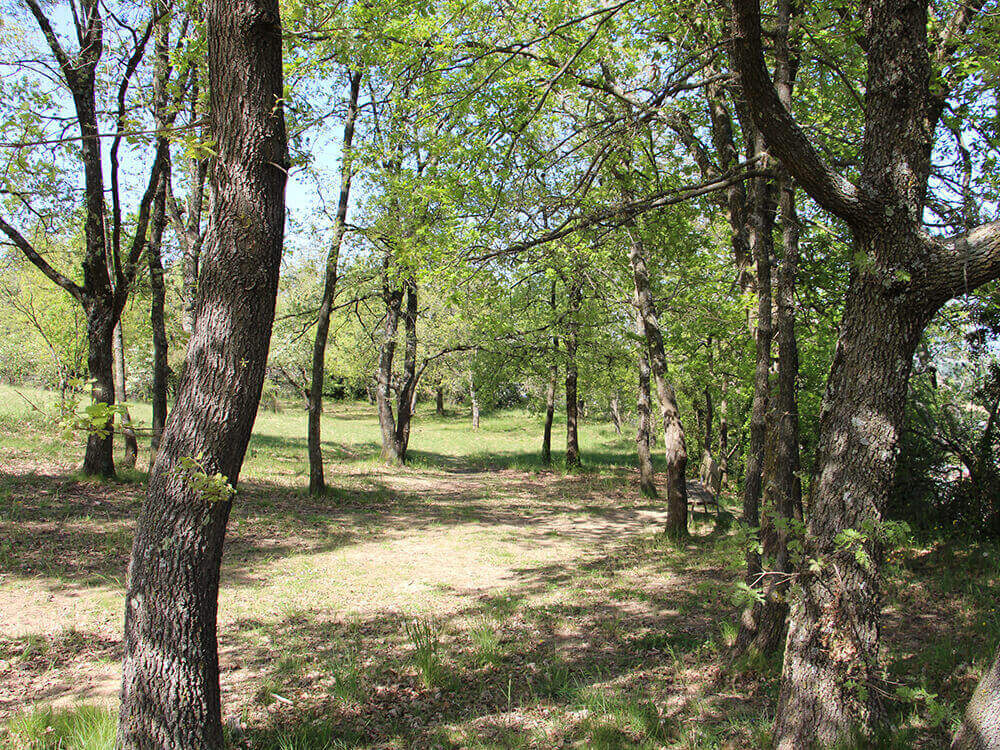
xmin=82 ymin=299 xmax=117 ymax=477
xmin=636 ymin=319 xmax=657 ymax=498
xmin=772 ymin=272 xmax=928 ymax=748
xmin=627 ymin=228 xmax=687 ymax=536
xmin=112 ymin=322 xmax=139 ymax=469
xmin=307 ymin=70 xmax=361 ymax=494
xmin=564 ymin=281 xmax=581 ymax=468
xmin=117 ymin=0 xmax=287 ymax=744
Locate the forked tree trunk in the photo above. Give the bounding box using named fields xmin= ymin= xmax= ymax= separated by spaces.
xmin=564 ymin=281 xmax=581 ymax=468
xmin=627 ymin=227 xmax=687 ymax=536
xmin=117 ymin=0 xmax=287 ymax=743
xmin=307 ymin=69 xmax=361 ymax=494
xmin=636 ymin=322 xmax=657 ymax=498
xmin=112 ymin=322 xmax=139 ymax=469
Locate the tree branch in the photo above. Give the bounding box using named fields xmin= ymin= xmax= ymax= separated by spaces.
xmin=0 ymin=215 xmax=86 ymax=303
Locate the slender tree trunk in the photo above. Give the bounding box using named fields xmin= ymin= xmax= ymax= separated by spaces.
xmin=112 ymin=321 xmax=139 ymax=469
xmin=435 ymin=384 xmax=444 ymax=415
xmin=703 ymin=384 xmax=713 ymax=453
xmin=737 ymin=173 xmax=803 ymax=656
xmin=542 ymin=280 xmax=558 ymax=464
xmin=610 ymin=393 xmax=623 ymax=435
xmin=627 ymin=227 xmax=687 ymax=536
xmin=377 ymin=282 xmax=404 ymax=463
xmin=307 ymin=69 xmax=361 ymax=494
xmin=394 ymin=280 xmax=418 ymax=458
xmin=636 ymin=315 xmax=657 ymax=498
xmin=564 ymin=281 xmax=581 ymax=468
xmin=470 ymin=374 xmax=480 ymax=430
xmin=117 ymin=0 xmax=287 ymax=743
xmin=148 ymin=173 xmax=168 ymax=458
xmin=719 ymin=379 xmax=729 ymax=487
xmin=740 ymin=155 xmax=776 ymax=603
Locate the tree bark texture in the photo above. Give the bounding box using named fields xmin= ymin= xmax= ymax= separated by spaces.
xmin=117 ymin=0 xmax=287 ymax=743
xmin=564 ymin=280 xmax=581 ymax=468
xmin=627 ymin=227 xmax=687 ymax=536
xmin=112 ymin=321 xmax=139 ymax=469
xmin=636 ymin=313 xmax=657 ymax=498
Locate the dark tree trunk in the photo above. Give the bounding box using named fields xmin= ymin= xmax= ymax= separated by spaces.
xmin=82 ymin=299 xmax=116 ymax=477
xmin=308 ymin=69 xmax=361 ymax=494
xmin=435 ymin=384 xmax=444 ymax=415
xmin=703 ymin=384 xmax=713 ymax=453
xmin=394 ymin=280 xmax=418 ymax=458
xmin=117 ymin=0 xmax=287 ymax=743
xmin=149 ymin=174 xmax=168 ymax=458
xmin=112 ymin=321 xmax=139 ymax=469
xmin=719 ymin=379 xmax=729 ymax=487
xmin=740 ymin=146 xmax=776 ymax=600
xmin=627 ymin=227 xmax=687 ymax=536
xmin=376 ymin=281 xmax=404 ymax=463
xmin=564 ymin=281 xmax=581 ymax=468
xmin=636 ymin=314 xmax=657 ymax=498
xmin=737 ymin=175 xmax=803 ymax=656
xmin=542 ymin=280 xmax=558 ymax=465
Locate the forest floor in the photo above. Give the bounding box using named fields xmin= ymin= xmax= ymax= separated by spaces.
xmin=0 ymin=385 xmax=995 ymax=749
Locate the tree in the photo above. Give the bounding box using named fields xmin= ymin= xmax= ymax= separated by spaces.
xmin=117 ymin=0 xmax=287 ymax=742
xmin=730 ymin=0 xmax=1000 ymax=743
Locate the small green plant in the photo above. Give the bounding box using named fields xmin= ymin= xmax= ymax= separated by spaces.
xmin=404 ymin=617 xmax=445 ymax=687
xmin=469 ymin=617 xmax=501 ymax=666
xmin=3 ymin=705 xmax=116 ymax=750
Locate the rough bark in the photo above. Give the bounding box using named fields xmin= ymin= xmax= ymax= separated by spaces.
xmin=376 ymin=278 xmax=404 ymax=463
xmin=117 ymin=0 xmax=287 ymax=743
xmin=730 ymin=0 xmax=1000 ymax=741
xmin=307 ymin=69 xmax=361 ymax=494
xmin=148 ymin=176 xmax=168 ymax=459
xmin=112 ymin=321 xmax=138 ymax=469
xmin=636 ymin=313 xmax=657 ymax=498
xmin=954 ymin=647 xmax=1000 ymax=749
xmin=542 ymin=280 xmax=558 ymax=464
xmin=83 ymin=300 xmax=117 ymax=477
xmin=627 ymin=227 xmax=687 ymax=536
xmin=394 ymin=280 xmax=418 ymax=456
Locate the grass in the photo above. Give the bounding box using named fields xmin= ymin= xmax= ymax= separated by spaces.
xmin=0 ymin=384 xmax=994 ymax=748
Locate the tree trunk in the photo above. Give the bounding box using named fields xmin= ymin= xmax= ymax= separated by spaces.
xmin=117 ymin=0 xmax=287 ymax=743
xmin=719 ymin=379 xmax=729 ymax=487
xmin=564 ymin=281 xmax=581 ymax=468
xmin=394 ymin=280 xmax=418 ymax=458
xmin=82 ymin=299 xmax=117 ymax=478
xmin=542 ymin=279 xmax=558 ymax=465
xmin=148 ymin=172 xmax=168 ymax=459
xmin=740 ymin=151 xmax=776 ymax=601
xmin=954 ymin=646 xmax=1000 ymax=749
xmin=307 ymin=69 xmax=361 ymax=494
xmin=610 ymin=393 xmax=623 ymax=435
xmin=772 ymin=272 xmax=928 ymax=748
xmin=470 ymin=376 xmax=480 ymax=430
xmin=636 ymin=317 xmax=657 ymax=498
xmin=376 ymin=283 xmax=404 ymax=463
xmin=627 ymin=227 xmax=687 ymax=536
xmin=112 ymin=321 xmax=139 ymax=469
xmin=435 ymin=384 xmax=444 ymax=415
xmin=737 ymin=173 xmax=803 ymax=656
